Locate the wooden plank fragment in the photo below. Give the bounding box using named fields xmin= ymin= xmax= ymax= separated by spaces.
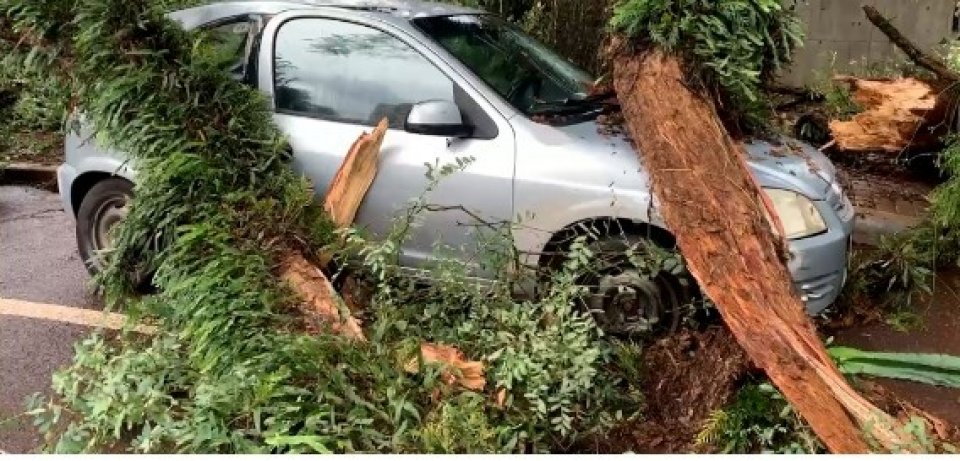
xmin=323 ymin=118 xmax=389 ymax=228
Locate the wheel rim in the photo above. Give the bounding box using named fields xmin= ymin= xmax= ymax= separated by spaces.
xmin=584 ymin=269 xmax=687 ymax=335
xmin=90 ymin=193 xmax=130 ymax=266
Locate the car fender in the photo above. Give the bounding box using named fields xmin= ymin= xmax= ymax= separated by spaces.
xmin=514 ymin=192 xmax=668 ymax=268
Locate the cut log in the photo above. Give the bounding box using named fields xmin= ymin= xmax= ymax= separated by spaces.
xmin=324 ymin=118 xmax=389 ymax=228
xmin=612 ymin=47 xmax=908 ymax=453
xmin=829 ymin=76 xmax=945 ymax=153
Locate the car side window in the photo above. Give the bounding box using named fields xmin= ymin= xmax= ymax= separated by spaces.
xmin=273 ymin=18 xmax=456 ymax=128
xmin=197 ymin=19 xmax=255 ymax=81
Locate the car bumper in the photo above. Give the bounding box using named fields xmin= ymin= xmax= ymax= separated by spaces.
xmin=56 ymin=163 xmax=78 ymax=219
xmin=787 ymin=192 xmax=855 ymax=315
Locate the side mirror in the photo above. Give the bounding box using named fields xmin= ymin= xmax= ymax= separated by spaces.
xmin=405 ymin=99 xmax=472 ymax=137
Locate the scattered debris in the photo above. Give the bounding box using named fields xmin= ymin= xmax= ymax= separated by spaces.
xmin=404 ymin=343 xmax=486 ymax=392
xmin=623 ymin=328 xmax=751 ymax=453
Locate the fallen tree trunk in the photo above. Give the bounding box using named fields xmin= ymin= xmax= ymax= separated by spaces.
xmin=612 ymin=47 xmax=905 ymax=453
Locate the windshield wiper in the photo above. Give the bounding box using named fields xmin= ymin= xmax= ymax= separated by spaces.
xmin=527 ymin=93 xmax=617 ymax=116
xmin=527 ymin=88 xmax=618 ymax=114
xmin=577 ymin=88 xmax=617 ymax=104
xmin=527 ymin=101 xmax=601 ymax=117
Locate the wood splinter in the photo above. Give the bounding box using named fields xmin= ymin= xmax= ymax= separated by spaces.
xmin=281 ymin=118 xmax=486 ymax=393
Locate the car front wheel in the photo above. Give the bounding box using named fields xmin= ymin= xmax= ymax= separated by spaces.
xmin=576 ymin=235 xmax=700 ymax=336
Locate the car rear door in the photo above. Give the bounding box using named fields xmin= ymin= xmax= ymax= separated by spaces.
xmin=257 ymin=10 xmax=516 ymax=274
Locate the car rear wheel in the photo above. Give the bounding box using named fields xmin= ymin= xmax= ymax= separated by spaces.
xmin=76 ymin=178 xmax=133 ymax=276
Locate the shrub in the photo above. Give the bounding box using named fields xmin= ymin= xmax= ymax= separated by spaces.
xmin=695 ymin=382 xmax=822 ymax=454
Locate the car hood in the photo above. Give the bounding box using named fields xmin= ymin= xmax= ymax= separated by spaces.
xmin=742 ymin=137 xmax=836 ymax=200
xmin=523 ymin=118 xmax=836 ymax=201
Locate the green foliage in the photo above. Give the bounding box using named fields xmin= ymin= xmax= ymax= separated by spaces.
xmin=418 ymin=393 xmax=501 ymax=453
xmin=0 ymin=46 xmax=71 ymax=132
xmin=833 ymin=222 xmax=960 ymax=324
xmin=695 ymin=382 xmax=823 ymax=454
xmin=830 ymin=346 xmax=960 ymax=389
xmin=819 ymin=83 xmax=861 ymax=121
xmin=609 ymin=0 xmax=804 ymax=132
xmin=0 ymin=0 xmax=200 ymax=146
xmin=2 ymin=0 xmax=643 ymax=452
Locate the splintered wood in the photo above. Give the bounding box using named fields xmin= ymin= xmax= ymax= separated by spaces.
xmin=324 ymin=118 xmax=389 ymax=228
xmin=282 ymin=118 xmax=486 ymax=393
xmin=281 ymin=120 xmax=389 ymax=341
xmin=827 ymin=5 xmax=960 ymax=155
xmin=404 ymin=343 xmax=486 ymax=391
xmin=829 ymin=76 xmax=944 ymax=153
xmin=281 ymin=252 xmax=366 ymax=341
xmin=612 ymin=47 xmax=908 ymax=453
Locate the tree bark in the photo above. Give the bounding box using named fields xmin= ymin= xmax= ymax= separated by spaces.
xmin=612 ymin=48 xmax=905 ymax=453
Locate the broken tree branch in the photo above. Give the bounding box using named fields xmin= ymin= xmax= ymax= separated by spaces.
xmin=324 ymin=118 xmax=389 ymax=228
xmin=280 ymin=120 xmax=390 ymax=341
xmin=863 ymin=5 xmax=960 ymax=83
xmin=281 ymin=251 xmax=366 ymax=340
xmin=282 ymin=120 xmax=486 ymax=392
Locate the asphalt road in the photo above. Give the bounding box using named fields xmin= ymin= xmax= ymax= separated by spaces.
xmin=0 ymin=185 xmax=101 ymax=453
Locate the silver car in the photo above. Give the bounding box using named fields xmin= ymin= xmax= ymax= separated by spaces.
xmin=57 ymin=0 xmax=854 ymax=328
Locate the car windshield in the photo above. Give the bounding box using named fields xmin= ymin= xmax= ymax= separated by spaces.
xmin=413 ymin=14 xmax=596 ymax=117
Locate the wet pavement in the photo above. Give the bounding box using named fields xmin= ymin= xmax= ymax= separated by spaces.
xmin=835 ymin=272 xmax=960 ymax=429
xmin=0 ymin=185 xmax=101 ymax=453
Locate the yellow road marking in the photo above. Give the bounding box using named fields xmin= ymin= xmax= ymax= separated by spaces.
xmin=0 ymin=298 xmax=155 ymax=334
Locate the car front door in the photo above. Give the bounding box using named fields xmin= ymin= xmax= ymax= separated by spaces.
xmin=258 ymin=11 xmax=516 ymax=273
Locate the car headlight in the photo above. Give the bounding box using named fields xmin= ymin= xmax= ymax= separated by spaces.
xmin=763 ymin=188 xmax=827 ymax=239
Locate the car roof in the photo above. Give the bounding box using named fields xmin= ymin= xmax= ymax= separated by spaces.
xmin=171 ymin=0 xmax=482 ymax=29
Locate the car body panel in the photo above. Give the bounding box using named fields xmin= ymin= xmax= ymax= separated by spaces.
xmin=59 ymin=0 xmax=855 ymax=315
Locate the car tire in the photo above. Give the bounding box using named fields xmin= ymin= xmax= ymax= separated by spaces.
xmin=574 ymin=234 xmax=700 ymax=336
xmin=76 ymin=177 xmax=134 ymax=277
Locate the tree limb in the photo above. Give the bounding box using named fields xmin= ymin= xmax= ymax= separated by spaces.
xmin=863 ymin=5 xmax=960 ymax=83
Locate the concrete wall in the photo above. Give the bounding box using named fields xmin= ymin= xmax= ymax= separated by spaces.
xmin=780 ymin=0 xmax=956 ymax=86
